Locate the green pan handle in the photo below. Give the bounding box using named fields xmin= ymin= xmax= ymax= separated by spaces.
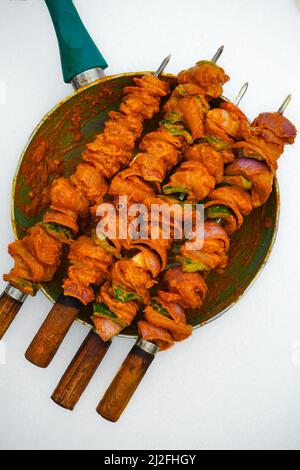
xmin=45 ymin=0 xmax=108 ymax=83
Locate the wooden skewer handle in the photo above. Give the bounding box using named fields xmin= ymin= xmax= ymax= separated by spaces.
xmin=0 ymin=285 xmax=27 ymax=340
xmin=52 ymin=330 xmax=111 ymax=410
xmin=97 ymin=338 xmax=158 ymax=422
xmin=25 ymin=293 xmax=82 ymax=368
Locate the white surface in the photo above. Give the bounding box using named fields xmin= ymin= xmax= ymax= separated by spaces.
xmin=0 ymin=0 xmax=300 ymax=451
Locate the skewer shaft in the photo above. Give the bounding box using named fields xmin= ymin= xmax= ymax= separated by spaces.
xmin=154 ymin=54 xmax=171 ymax=77
xmin=278 ymin=94 xmax=292 ymax=115
xmin=235 ymin=82 xmax=249 ymax=106
xmin=211 ymin=45 xmax=224 ymax=63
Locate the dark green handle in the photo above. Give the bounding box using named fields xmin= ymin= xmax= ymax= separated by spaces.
xmin=45 ymin=0 xmax=108 ymax=83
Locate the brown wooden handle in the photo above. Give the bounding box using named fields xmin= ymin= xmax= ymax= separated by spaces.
xmin=25 ymin=294 xmax=82 ymax=368
xmin=97 ymin=339 xmax=158 ymax=422
xmin=0 ymin=287 xmax=27 ymax=340
xmin=51 ymin=330 xmax=111 ymax=410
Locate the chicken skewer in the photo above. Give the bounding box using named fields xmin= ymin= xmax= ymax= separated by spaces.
xmin=25 ymin=50 xmax=228 ymax=370
xmin=0 ymin=56 xmax=172 ymax=342
xmin=96 ymin=97 xmax=296 ymax=422
xmin=52 ymin=46 xmax=230 ymax=409
xmin=53 ymin=64 xmax=249 ymax=412
xmin=97 ymin=84 xmax=248 ymax=344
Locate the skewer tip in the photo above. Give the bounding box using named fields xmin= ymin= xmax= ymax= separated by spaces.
xmin=154 ymin=54 xmax=172 ymax=77
xmin=234 ymin=82 xmax=249 ymax=106
xmin=211 ymin=45 xmax=225 ymax=64
xmin=278 ymin=94 xmax=292 ymax=115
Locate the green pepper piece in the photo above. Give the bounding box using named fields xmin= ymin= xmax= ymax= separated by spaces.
xmin=161 ymin=123 xmax=193 ymax=144
xmin=223 ymin=175 xmax=252 ymax=191
xmin=163 ymin=185 xmax=190 ymax=196
xmin=40 ymin=222 xmax=73 ymax=244
xmin=113 ymin=284 xmax=143 ymax=304
xmin=93 ymin=303 xmax=128 ymax=328
xmin=151 ymin=301 xmax=170 ymax=318
xmin=92 ymin=231 xmax=121 ymax=259
xmin=93 ymin=303 xmax=117 ymax=319
xmin=201 ymin=136 xmax=231 ymax=152
xmin=178 ymin=256 xmax=209 ymax=273
xmin=207 ymin=205 xmax=233 ymax=220
xmin=161 ymin=111 xmax=183 ymax=125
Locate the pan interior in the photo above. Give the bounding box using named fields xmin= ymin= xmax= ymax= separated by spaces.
xmin=12 ymin=73 xmax=279 ymax=336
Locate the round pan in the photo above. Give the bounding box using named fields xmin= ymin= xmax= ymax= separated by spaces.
xmin=11 ymin=71 xmax=279 ymax=337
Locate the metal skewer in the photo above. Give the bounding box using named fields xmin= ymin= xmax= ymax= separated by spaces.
xmin=211 ymin=45 xmax=224 ymax=64
xmin=154 ymin=54 xmax=172 ymax=77
xmin=235 ymin=82 xmax=249 ymax=107
xmin=278 ymin=94 xmax=292 ymax=115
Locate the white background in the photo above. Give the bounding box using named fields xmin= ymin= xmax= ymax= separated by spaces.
xmin=0 ymin=0 xmax=300 ymax=451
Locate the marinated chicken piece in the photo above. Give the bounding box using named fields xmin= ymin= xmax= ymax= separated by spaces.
xmin=140 ymin=129 xmax=184 ymax=152
xmin=63 ymin=236 xmax=113 ymax=305
xmin=43 ymin=211 xmax=78 ymax=233
xmin=83 ymin=133 xmax=133 ymax=179
xmin=95 ymin=281 xmax=139 ymax=326
xmin=164 ymin=266 xmax=208 ymax=310
xmin=70 ymin=163 xmax=108 ymax=205
xmin=138 ymin=320 xmax=174 ymax=351
xmin=163 ymin=161 xmax=215 ymax=202
xmin=130 ymin=129 xmax=183 ymax=183
xmin=111 ymin=259 xmax=156 ymax=304
xmin=252 ymin=112 xmax=297 ymax=145
xmin=144 ymin=300 xmax=192 ymax=342
xmin=225 ymin=158 xmax=274 ymax=208
xmin=198 ymin=136 xmax=235 ymax=163
xmin=184 ymin=143 xmax=225 ymax=183
xmin=23 ymin=226 xmax=62 ymax=267
xmin=130 ymin=148 xmax=180 ymax=183
xmin=125 ymin=74 xmax=171 ymax=98
xmin=4 ymin=226 xmax=62 ymax=287
xmin=164 ymin=94 xmax=208 ymax=140
xmin=233 ymin=136 xmax=284 ymax=171
xmin=127 ymin=234 xmax=172 ymax=272
xmin=205 ymin=102 xmax=249 ymax=145
xmin=49 ymin=177 xmax=90 ymax=216
xmin=177 ymin=61 xmax=230 ymax=99
xmin=107 ymin=110 xmax=144 ymax=137
xmin=234 ymin=112 xmax=297 ymax=170
xmin=156 ymin=292 xmax=188 ymax=323
xmin=132 ymin=246 xmax=162 ymax=278
xmin=45 ymin=177 xmax=90 ymax=233
xmin=92 ymin=317 xmax=123 ymax=343
xmin=205 ymin=186 xmax=253 ymax=235
xmin=109 ymin=169 xmax=156 ymax=206
xmin=180 ymin=221 xmax=230 ymax=273
xmin=92 ymin=281 xmax=139 ymax=342
xmin=219 ymin=101 xmax=250 ymax=137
